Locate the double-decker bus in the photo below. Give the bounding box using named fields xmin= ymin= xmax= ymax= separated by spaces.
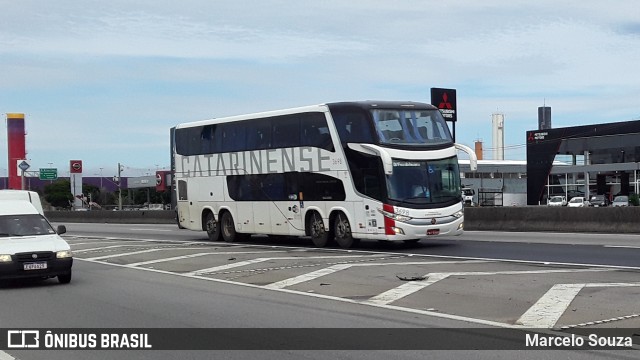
xmin=171 ymin=101 xmax=477 ymax=248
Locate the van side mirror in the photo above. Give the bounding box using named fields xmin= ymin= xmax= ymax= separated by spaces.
xmin=57 ymin=225 xmax=67 ymax=235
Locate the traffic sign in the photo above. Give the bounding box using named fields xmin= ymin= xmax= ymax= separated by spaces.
xmin=18 ymin=160 xmax=30 ymax=172
xmin=39 ymin=168 xmax=58 ymax=180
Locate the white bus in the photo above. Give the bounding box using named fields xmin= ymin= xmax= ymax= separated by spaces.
xmin=172 ymin=101 xmax=477 ymax=248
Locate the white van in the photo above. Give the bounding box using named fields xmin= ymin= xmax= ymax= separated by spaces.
xmin=0 ymin=190 xmax=45 ymax=215
xmin=0 ymin=200 xmax=73 ymax=284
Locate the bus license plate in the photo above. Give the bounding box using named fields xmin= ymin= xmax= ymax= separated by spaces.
xmin=427 ymin=229 xmax=440 ymax=235
xmin=24 ymin=262 xmax=47 ymax=270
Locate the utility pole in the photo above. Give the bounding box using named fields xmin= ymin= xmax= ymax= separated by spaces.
xmin=118 ymin=163 xmax=123 ymax=211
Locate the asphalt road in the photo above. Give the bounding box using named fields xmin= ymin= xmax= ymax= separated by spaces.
xmin=58 ymin=223 xmax=640 ymax=268
xmin=1 ymin=224 xmax=638 ymax=360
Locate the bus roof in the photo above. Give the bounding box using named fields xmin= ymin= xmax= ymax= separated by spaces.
xmin=175 ymin=101 xmax=437 ymax=129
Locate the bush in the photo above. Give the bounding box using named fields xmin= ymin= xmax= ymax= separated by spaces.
xmin=630 ymin=194 xmax=639 ymax=206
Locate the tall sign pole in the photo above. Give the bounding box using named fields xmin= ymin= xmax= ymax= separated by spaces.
xmin=69 ymin=160 xmax=83 ymax=209
xmin=18 ymin=160 xmax=30 ymax=190
xmin=118 ymin=163 xmax=123 ymax=211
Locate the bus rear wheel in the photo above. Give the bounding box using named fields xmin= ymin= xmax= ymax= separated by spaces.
xmin=333 ymin=213 xmax=355 ymax=249
xmin=205 ymin=212 xmax=221 ymax=241
xmin=220 ymin=212 xmax=238 ymax=242
xmin=308 ymin=212 xmax=329 ymax=247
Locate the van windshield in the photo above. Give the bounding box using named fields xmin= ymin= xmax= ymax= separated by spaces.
xmin=0 ymin=214 xmax=56 ymax=237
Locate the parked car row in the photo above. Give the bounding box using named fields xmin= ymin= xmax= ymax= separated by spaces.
xmin=547 ymin=194 xmax=632 ymax=207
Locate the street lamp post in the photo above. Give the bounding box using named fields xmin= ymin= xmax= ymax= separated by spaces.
xmin=47 ymin=162 xmax=53 ymax=183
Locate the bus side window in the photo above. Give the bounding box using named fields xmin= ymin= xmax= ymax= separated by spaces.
xmin=272 ymin=115 xmax=300 ymax=148
xmin=247 ymin=118 xmax=272 ymax=150
xmin=300 ymin=113 xmax=334 ymax=152
xmin=220 ymin=122 xmax=247 ymax=152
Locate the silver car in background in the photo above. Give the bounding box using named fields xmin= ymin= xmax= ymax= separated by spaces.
xmin=612 ymin=195 xmax=629 ymax=207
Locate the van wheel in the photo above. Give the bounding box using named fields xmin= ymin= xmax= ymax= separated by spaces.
xmin=58 ymin=271 xmax=72 ymax=284
xmin=220 ymin=212 xmax=239 ymax=242
xmin=333 ymin=213 xmax=355 ymax=249
xmin=308 ymin=212 xmax=329 ymax=247
xmin=205 ymin=212 xmax=221 ymax=241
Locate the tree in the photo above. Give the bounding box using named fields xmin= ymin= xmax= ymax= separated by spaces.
xmin=44 ymin=180 xmax=73 ymax=209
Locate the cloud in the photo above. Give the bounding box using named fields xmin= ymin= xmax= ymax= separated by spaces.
xmin=1 ymin=0 xmax=640 ymax=169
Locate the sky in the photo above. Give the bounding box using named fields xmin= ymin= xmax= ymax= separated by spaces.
xmin=1 ymin=0 xmax=639 ymax=178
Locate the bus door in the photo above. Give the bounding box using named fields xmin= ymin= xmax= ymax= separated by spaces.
xmin=176 ymin=180 xmax=190 ymax=227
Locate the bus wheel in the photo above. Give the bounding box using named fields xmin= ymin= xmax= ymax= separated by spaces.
xmin=308 ymin=212 xmax=329 ymax=247
xmin=333 ymin=213 xmax=354 ymax=249
xmin=205 ymin=212 xmax=221 ymax=241
xmin=220 ymin=212 xmax=238 ymax=242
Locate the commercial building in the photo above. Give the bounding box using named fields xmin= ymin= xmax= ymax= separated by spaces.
xmin=526 ymin=120 xmax=640 ymax=205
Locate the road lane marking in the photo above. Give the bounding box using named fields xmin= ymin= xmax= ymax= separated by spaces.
xmin=0 ymin=351 xmax=15 ymax=360
xmin=84 ymin=247 xmax=262 ymax=261
xmin=517 ymin=284 xmax=586 ymax=328
xmin=78 ymin=256 xmax=518 ymax=329
xmin=264 ymin=264 xmax=353 ymax=289
xmin=185 ymin=255 xmax=385 ymax=276
xmin=73 ymin=244 xmax=148 ymax=253
xmin=85 ymin=248 xmax=167 ymax=260
xmin=366 ymin=268 xmax=612 ymax=306
xmin=264 ymin=260 xmax=489 ymax=290
xmin=129 ymin=228 xmax=173 ymax=232
xmin=126 ymin=251 xmax=288 ymax=267
xmin=517 ymin=281 xmax=640 ymax=327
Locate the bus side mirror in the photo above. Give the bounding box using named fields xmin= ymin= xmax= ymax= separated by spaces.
xmin=455 ymin=143 xmax=478 ymax=171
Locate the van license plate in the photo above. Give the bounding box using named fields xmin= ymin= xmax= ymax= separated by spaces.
xmin=24 ymin=262 xmax=47 ymax=270
xmin=427 ymin=229 xmax=440 ymax=235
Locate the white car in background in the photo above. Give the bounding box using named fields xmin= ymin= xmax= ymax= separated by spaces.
xmin=547 ymin=196 xmax=567 ymax=206
xmin=567 ymin=197 xmax=590 ymax=207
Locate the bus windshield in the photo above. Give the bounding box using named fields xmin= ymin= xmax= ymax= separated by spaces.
xmin=386 ymin=157 xmax=461 ymax=205
xmin=371 ymin=109 xmax=452 ymax=146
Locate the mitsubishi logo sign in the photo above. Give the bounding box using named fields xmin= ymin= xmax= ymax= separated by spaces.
xmin=430 ymin=88 xmax=457 ymax=122
xmin=69 ymin=160 xmax=83 ymax=174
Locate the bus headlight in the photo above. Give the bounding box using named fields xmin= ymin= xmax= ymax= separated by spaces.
xmin=377 ymin=208 xmax=412 ymax=222
xmin=56 ymin=250 xmax=73 ymax=259
xmin=452 ymin=210 xmax=463 ymax=219
xmin=0 ymin=254 xmax=12 ymax=262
